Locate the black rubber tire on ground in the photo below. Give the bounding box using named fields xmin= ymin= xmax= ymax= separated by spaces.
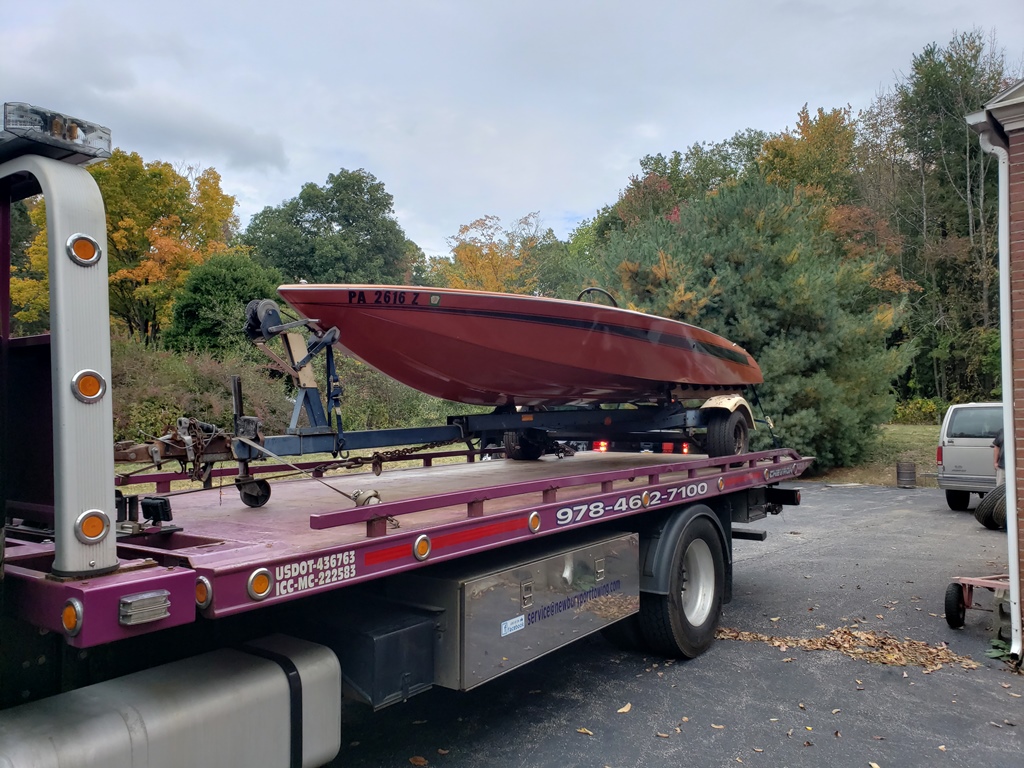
xmin=503 ymin=431 xmax=545 ymax=461
xmin=638 ymin=515 xmax=725 ymax=658
xmin=600 ymin=614 xmax=648 ymax=652
xmin=944 ymin=489 xmax=971 ymax=511
xmin=974 ymin=483 xmax=1005 ymax=530
xmin=705 ymin=410 xmax=749 ymax=458
xmin=944 ymin=582 xmax=966 ymax=629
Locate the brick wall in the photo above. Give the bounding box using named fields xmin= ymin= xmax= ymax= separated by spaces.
xmin=1011 ymin=129 xmax=1024 ymax=604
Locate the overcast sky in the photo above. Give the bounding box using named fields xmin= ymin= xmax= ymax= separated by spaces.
xmin=4 ymin=1 xmax=1023 ymax=256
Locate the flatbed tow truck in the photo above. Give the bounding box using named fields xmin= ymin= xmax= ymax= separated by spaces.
xmin=0 ymin=103 xmax=812 ymax=767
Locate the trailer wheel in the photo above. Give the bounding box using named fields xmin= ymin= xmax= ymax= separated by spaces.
xmin=238 ymin=478 xmax=272 ymax=508
xmin=639 ymin=515 xmax=725 ymax=658
xmin=503 ymin=430 xmax=545 ymax=461
xmin=705 ymin=410 xmax=749 ymax=457
xmin=945 ymin=489 xmax=970 ymax=511
xmin=944 ymin=582 xmax=966 ymax=629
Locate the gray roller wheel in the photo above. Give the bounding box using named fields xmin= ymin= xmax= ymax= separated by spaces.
xmin=974 ymin=483 xmax=1005 ymax=530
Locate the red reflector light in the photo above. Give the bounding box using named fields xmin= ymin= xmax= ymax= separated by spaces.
xmin=662 ymin=442 xmax=674 ymax=454
xmin=595 ymin=440 xmax=608 ymax=452
xmin=936 ymin=446 xmax=942 ymax=465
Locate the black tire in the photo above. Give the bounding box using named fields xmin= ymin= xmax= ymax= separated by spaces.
xmin=638 ymin=515 xmax=725 ymax=658
xmin=600 ymin=614 xmax=647 ymax=652
xmin=503 ymin=431 xmax=545 ymax=461
xmin=945 ymin=489 xmax=970 ymax=511
xmin=705 ymin=410 xmax=749 ymax=458
xmin=974 ymin=483 xmax=1005 ymax=530
xmin=944 ymin=582 xmax=966 ymax=629
xmin=238 ymin=478 xmax=272 ymax=508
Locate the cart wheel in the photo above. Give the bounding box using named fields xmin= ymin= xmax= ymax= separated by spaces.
xmin=238 ymin=478 xmax=272 ymax=508
xmin=944 ymin=582 xmax=966 ymax=629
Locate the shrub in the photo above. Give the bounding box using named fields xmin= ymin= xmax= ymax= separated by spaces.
xmin=892 ymin=397 xmax=947 ymax=425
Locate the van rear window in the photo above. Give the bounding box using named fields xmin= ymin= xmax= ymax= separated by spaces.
xmin=947 ymin=407 xmax=1002 ymax=439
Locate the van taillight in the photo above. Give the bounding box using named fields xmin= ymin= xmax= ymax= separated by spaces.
xmin=595 ymin=440 xmax=608 ymax=452
xmin=936 ymin=446 xmax=942 ymax=465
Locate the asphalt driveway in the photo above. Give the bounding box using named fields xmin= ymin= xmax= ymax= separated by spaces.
xmin=330 ymin=484 xmax=1022 ymax=768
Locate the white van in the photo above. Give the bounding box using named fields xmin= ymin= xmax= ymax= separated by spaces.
xmin=937 ymin=402 xmax=1002 ymax=510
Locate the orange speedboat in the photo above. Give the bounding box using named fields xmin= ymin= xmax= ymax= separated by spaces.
xmin=276 ymin=284 xmax=762 ymax=407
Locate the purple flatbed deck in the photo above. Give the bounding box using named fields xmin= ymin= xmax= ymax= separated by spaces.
xmin=4 ymin=449 xmax=811 ymax=648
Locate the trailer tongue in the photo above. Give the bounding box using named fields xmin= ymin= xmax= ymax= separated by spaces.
xmin=0 ymin=102 xmax=811 ymax=768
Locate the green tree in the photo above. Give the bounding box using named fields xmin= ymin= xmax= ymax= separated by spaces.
xmin=163 ymin=252 xmax=282 ymax=355
xmin=883 ymin=29 xmax=1015 ymax=400
xmin=244 ymin=169 xmax=409 ymax=285
xmin=592 ymin=176 xmax=914 ymax=470
xmin=641 ymin=129 xmax=768 ymax=202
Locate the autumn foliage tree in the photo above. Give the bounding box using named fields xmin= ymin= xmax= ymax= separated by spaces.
xmin=12 ymin=150 xmax=240 ymax=343
xmin=440 ymin=213 xmax=549 ymax=294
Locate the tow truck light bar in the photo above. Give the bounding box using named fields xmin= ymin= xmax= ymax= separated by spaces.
xmin=0 ymin=101 xmax=112 ymax=165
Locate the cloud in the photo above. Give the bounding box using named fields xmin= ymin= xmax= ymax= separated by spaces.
xmin=3 ymin=0 xmax=1022 ymax=257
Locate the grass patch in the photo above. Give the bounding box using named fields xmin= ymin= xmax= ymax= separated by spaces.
xmin=812 ymin=424 xmax=940 ymax=487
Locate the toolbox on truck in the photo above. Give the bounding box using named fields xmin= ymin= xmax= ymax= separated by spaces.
xmin=388 ymin=530 xmax=640 ymax=690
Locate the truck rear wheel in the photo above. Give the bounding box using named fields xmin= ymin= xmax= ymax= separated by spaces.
xmin=944 ymin=582 xmax=966 ymax=628
xmin=639 ymin=515 xmax=725 ymax=658
xmin=706 ymin=410 xmax=749 ymax=457
xmin=945 ymin=489 xmax=970 ymax=511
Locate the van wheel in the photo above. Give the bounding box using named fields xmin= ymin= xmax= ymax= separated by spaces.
xmin=638 ymin=516 xmax=725 ymax=658
xmin=944 ymin=489 xmax=970 ymax=511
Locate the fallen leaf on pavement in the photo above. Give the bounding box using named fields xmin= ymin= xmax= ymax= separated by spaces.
xmin=617 ymin=703 xmax=631 ymax=714
xmin=832 ymin=709 xmax=841 ymax=714
xmin=938 ymin=745 xmax=946 ymax=752
xmin=577 ymin=728 xmax=593 ymax=736
xmin=712 ymin=724 xmax=725 ymax=729
xmin=409 ymin=758 xmax=428 ymax=767
xmin=656 ymin=732 xmax=669 ymax=738
xmin=770 ymin=617 xmax=781 ymax=622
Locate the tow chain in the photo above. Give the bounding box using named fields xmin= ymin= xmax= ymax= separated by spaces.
xmin=342 ymin=436 xmax=470 ymax=476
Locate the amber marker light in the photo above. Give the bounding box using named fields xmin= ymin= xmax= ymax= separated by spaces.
xmin=74 ymin=509 xmax=109 ymax=544
xmin=71 ymin=369 xmax=106 ymax=403
xmin=195 ymin=576 xmax=213 ymax=609
xmin=246 ymin=568 xmax=273 ymax=600
xmin=61 ymin=598 xmax=83 ymax=637
xmin=718 ymin=477 xmax=725 ymax=491
xmin=65 ymin=233 xmax=102 ymax=266
xmin=413 ymin=534 xmax=431 ymax=561
xmin=528 ymin=511 xmax=542 ymax=533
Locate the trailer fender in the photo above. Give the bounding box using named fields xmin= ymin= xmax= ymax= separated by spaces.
xmin=700 ymin=395 xmax=755 ymax=430
xmin=638 ymin=504 xmax=731 ymax=597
